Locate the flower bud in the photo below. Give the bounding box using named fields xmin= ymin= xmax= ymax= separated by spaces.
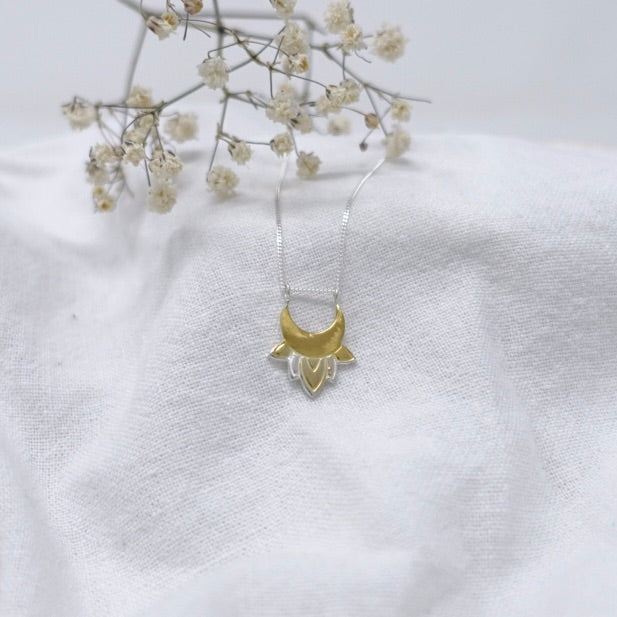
xmin=364 ymin=113 xmax=379 ymax=129
xmin=183 ymin=0 xmax=203 ymax=15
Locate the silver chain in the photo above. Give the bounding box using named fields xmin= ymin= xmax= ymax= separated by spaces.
xmin=275 ymin=155 xmax=386 ymax=304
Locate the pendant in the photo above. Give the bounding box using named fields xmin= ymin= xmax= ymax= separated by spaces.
xmin=269 ymin=304 xmax=355 ymax=398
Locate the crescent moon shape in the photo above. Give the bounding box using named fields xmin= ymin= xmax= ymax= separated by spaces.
xmin=280 ymin=304 xmax=346 ymax=358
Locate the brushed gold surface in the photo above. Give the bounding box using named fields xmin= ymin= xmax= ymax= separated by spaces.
xmin=280 ymin=304 xmax=345 ymax=358
xmin=334 ymin=345 xmax=355 ymax=364
xmin=270 ymin=341 xmax=292 ymax=359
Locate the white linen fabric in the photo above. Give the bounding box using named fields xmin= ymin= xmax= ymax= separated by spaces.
xmin=1 ymin=130 xmax=617 ymax=617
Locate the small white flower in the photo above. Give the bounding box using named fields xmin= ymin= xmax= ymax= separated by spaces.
xmin=62 ymin=101 xmax=97 ymax=130
xmin=391 ymin=98 xmax=411 ymax=122
xmin=123 ymin=143 xmax=145 ymax=166
xmin=164 ymin=113 xmax=198 ymax=142
xmin=383 ymin=124 xmax=410 ymax=159
xmin=324 ymin=1 xmax=353 ymax=34
xmin=135 ymin=113 xmax=156 ymax=133
xmin=296 ymin=151 xmax=321 ymax=179
xmin=86 ymin=159 xmax=109 ymax=185
xmin=149 ymin=150 xmax=183 ymax=178
xmin=324 ymin=78 xmax=360 ymax=110
xmin=86 ymin=144 xmax=121 ymax=185
xmin=267 ymin=97 xmax=299 ymax=124
xmin=228 ymin=140 xmax=252 ymax=165
xmin=183 ymin=0 xmax=203 ymax=15
xmin=328 ymin=115 xmax=351 ymax=135
xmin=339 ymin=78 xmax=361 ymax=104
xmin=207 ymin=165 xmax=239 ymax=198
xmin=270 ymin=132 xmax=294 ymax=157
xmin=271 ymin=0 xmax=297 ymax=19
xmin=147 ymin=179 xmax=178 ymax=213
xmin=325 ymin=85 xmax=346 ymax=109
xmin=126 ymin=86 xmax=153 ymax=107
xmin=290 ymin=113 xmax=313 ymax=134
xmin=285 ymin=53 xmax=310 ymax=74
xmin=314 ymin=94 xmax=339 ymax=116
xmin=372 ymin=24 xmax=406 ymax=62
xmin=276 ymin=82 xmax=298 ymax=99
xmin=340 ymin=23 xmax=367 ymax=54
xmin=266 ymin=83 xmax=301 ymax=124
xmin=122 ymin=128 xmax=147 ymax=144
xmin=146 ymin=11 xmax=179 ymax=40
xmin=276 ymin=21 xmax=309 ymax=56
xmin=92 ymin=188 xmax=116 ymax=213
xmin=90 ymin=143 xmax=118 ymax=165
xmin=197 ymin=57 xmax=229 ymax=89
xmin=92 ymin=185 xmax=106 ymax=200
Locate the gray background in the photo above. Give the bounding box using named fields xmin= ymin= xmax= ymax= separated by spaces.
xmin=1 ymin=0 xmax=616 ymax=147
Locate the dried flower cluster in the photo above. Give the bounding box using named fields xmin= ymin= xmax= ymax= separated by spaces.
xmin=62 ymin=0 xmax=428 ymax=213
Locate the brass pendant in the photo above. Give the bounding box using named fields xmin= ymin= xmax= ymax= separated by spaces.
xmin=270 ymin=304 xmax=355 ymax=397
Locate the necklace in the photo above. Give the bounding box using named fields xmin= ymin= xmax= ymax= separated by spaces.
xmin=269 ymin=155 xmax=386 ymax=398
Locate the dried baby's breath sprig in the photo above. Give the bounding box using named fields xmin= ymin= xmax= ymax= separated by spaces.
xmin=197 ymin=57 xmax=229 ymax=89
xmin=270 ymin=132 xmax=294 ymax=157
xmin=364 ymin=113 xmax=379 ymax=129
xmin=271 ymin=0 xmax=297 ymax=20
xmin=126 ymin=85 xmax=154 ymax=107
xmin=149 ymin=149 xmax=184 ymax=179
xmin=146 ymin=11 xmax=180 ymax=40
xmin=147 ymin=178 xmax=178 ymax=213
xmin=165 ymin=112 xmax=198 ymax=142
xmin=296 ymin=151 xmax=321 ymax=179
xmin=339 ymin=23 xmax=367 ymax=54
xmin=228 ymin=140 xmax=253 ymax=165
xmin=276 ymin=21 xmax=310 ymax=56
xmin=328 ymin=115 xmax=351 ymax=135
xmin=62 ymin=99 xmax=97 ymax=130
xmin=383 ymin=124 xmax=411 ymax=159
xmin=62 ymin=0 xmax=430 ymax=212
xmin=183 ymin=0 xmax=203 ymax=16
xmin=290 ymin=112 xmax=313 ymax=134
xmin=207 ymin=165 xmax=239 ymax=198
xmin=391 ymin=98 xmax=412 ymax=122
xmin=266 ymin=83 xmax=302 ymax=125
xmin=324 ymin=1 xmax=353 ymax=34
xmin=371 ymin=24 xmax=406 ymax=62
xmin=92 ymin=186 xmax=117 ymax=213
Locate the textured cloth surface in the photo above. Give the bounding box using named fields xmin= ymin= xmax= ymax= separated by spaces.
xmin=1 ymin=131 xmax=617 ymax=617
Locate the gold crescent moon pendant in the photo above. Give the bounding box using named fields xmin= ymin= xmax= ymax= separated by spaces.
xmin=270 ymin=304 xmax=355 ymax=397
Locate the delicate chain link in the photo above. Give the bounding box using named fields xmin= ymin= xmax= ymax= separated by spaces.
xmin=274 ymin=155 xmax=386 ymax=304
